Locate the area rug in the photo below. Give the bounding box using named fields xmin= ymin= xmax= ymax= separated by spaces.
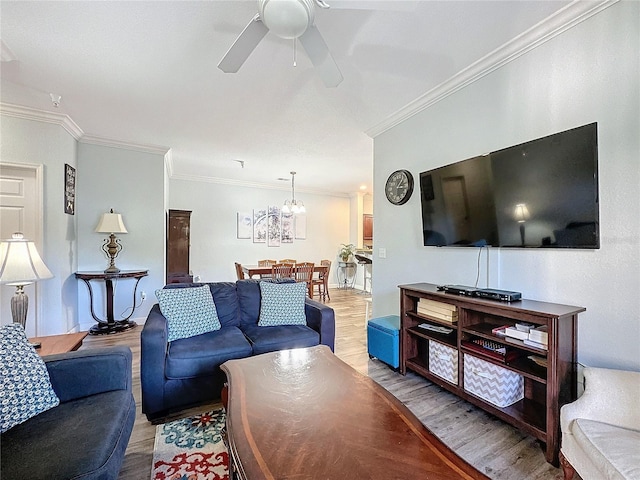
xmin=151 ymin=409 xmax=229 ymax=480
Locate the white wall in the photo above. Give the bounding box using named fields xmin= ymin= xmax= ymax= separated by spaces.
xmin=372 ymin=1 xmax=639 ymax=370
xmin=0 ymin=115 xmax=79 ymax=336
xmin=76 ymin=143 xmax=165 ymax=331
xmin=169 ymin=178 xmax=350 ymax=285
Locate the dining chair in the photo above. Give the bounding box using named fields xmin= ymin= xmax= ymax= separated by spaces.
xmin=294 ymin=262 xmax=315 ymax=297
xmin=235 ymin=262 xmax=245 ymax=280
xmin=257 ymin=259 xmax=276 ymax=278
xmin=258 ymin=259 xmax=277 ymax=267
xmin=312 ymin=259 xmax=331 ymax=301
xmin=271 ymin=263 xmax=294 ymax=279
xmin=279 ymin=259 xmax=296 ymax=265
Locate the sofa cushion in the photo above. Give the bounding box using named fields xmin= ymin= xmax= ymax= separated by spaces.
xmin=242 ymin=324 xmax=320 ymax=355
xmin=208 ymin=282 xmax=241 ymax=328
xmin=572 ymin=418 xmax=640 ymax=479
xmin=258 ymin=281 xmax=307 ymax=326
xmin=0 ymin=389 xmax=134 ymax=480
xmin=165 ymin=326 xmax=252 ymax=379
xmin=0 ymin=324 xmax=59 ymax=433
xmin=156 ymin=285 xmax=221 ymax=341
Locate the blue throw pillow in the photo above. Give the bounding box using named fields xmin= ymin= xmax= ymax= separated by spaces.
xmin=0 ymin=323 xmax=60 ymax=433
xmin=155 ymin=285 xmax=222 ymax=342
xmin=258 ymin=281 xmax=307 ymax=326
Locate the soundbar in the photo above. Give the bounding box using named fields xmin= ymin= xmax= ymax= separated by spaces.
xmin=437 ymin=285 xmax=522 ymax=302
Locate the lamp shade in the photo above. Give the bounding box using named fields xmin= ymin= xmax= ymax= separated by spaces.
xmin=514 ymin=204 xmax=530 ymax=223
xmin=0 ymin=233 xmax=54 ymax=286
xmin=95 ymin=210 xmax=128 ymax=234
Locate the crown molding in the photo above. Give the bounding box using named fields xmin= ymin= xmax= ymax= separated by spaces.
xmin=0 ymin=103 xmax=170 ymax=155
xmin=79 ymin=134 xmax=170 ymax=156
xmin=0 ymin=102 xmax=84 ymax=140
xmin=365 ymin=0 xmax=619 ymax=138
xmin=170 ymin=172 xmax=350 ymax=198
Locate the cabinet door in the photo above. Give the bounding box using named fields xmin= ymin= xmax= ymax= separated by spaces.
xmin=167 ymin=210 xmax=191 ymax=282
xmin=363 ymin=214 xmax=373 ymax=241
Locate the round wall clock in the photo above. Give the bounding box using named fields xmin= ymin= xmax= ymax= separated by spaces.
xmin=385 ymin=169 xmax=414 ymax=205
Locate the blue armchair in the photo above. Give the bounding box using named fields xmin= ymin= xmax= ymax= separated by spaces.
xmin=0 ymin=346 xmax=136 ymax=480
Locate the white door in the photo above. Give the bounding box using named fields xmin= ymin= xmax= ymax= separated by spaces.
xmin=0 ymin=163 xmax=44 ymax=336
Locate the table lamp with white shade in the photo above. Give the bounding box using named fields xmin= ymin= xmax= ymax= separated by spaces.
xmin=95 ymin=209 xmax=128 ymax=273
xmin=0 ymin=232 xmax=53 ymax=332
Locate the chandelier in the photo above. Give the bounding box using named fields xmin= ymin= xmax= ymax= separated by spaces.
xmin=282 ymin=171 xmax=305 ymax=214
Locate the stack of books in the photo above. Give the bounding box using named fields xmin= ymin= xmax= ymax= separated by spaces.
xmin=525 ymin=325 xmax=548 ymax=350
xmin=417 ymin=299 xmax=458 ymax=323
xmin=497 ymin=323 xmax=548 ymax=351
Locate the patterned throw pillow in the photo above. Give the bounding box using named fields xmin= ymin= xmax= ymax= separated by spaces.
xmin=156 ymin=285 xmax=222 ymax=342
xmin=0 ymin=323 xmax=60 ymax=433
xmin=258 ymin=281 xmax=307 ymax=326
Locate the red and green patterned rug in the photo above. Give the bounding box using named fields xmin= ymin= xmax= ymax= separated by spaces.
xmin=151 ymin=409 xmax=229 ymax=480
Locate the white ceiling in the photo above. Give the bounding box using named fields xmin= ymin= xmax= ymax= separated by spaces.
xmin=0 ymin=0 xmax=570 ymax=196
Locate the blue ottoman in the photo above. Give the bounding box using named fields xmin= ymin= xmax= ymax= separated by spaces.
xmin=367 ymin=315 xmax=400 ymax=368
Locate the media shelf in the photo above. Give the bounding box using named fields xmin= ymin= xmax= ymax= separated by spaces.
xmin=399 ymin=282 xmax=584 ymax=466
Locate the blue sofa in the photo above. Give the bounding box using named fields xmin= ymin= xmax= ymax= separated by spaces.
xmin=0 ymin=347 xmax=135 ymax=480
xmin=141 ymin=279 xmax=335 ymax=420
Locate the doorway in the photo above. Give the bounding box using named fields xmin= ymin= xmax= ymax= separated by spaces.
xmin=0 ymin=162 xmax=44 ymax=335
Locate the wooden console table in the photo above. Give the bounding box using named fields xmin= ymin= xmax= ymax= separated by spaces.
xmin=221 ymin=345 xmax=488 ymax=480
xmin=399 ymin=283 xmax=584 ymax=466
xmin=29 ymin=332 xmax=88 ymax=356
xmin=75 ymin=270 xmax=148 ymax=335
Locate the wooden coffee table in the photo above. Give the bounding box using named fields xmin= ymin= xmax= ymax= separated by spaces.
xmin=28 ymin=332 xmax=88 ymax=356
xmin=221 ymin=345 xmax=489 ymax=480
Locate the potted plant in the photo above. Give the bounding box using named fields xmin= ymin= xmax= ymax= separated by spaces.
xmin=338 ymin=243 xmax=356 ymax=263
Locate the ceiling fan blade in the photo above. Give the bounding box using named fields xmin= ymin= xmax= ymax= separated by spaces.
xmin=218 ymin=14 xmax=269 ymax=73
xmin=298 ymin=25 xmax=343 ymax=88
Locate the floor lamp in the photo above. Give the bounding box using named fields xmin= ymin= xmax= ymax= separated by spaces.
xmin=0 ymin=233 xmax=53 ymax=338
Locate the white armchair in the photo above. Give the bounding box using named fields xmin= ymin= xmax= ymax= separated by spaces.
xmin=560 ymin=367 xmax=640 ymax=480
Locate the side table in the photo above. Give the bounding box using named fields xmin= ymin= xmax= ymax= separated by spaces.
xmin=29 ymin=332 xmax=88 ymax=357
xmin=75 ymin=270 xmax=148 ymax=335
xmin=336 ymin=261 xmax=357 ymax=289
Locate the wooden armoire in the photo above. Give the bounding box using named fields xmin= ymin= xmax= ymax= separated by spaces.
xmin=166 ymin=209 xmax=193 ymax=284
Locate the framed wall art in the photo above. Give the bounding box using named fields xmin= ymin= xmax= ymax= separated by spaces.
xmin=64 ymin=163 xmax=76 ymax=215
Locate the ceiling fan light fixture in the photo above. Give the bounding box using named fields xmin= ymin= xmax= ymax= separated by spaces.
xmin=259 ymin=0 xmax=315 ymax=39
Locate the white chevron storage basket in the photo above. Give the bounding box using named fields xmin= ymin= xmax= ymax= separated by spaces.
xmin=429 ymin=340 xmax=458 ymax=385
xmin=463 ymin=354 xmax=524 ymax=407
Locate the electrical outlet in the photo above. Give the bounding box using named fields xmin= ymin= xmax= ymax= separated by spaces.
xmin=140 ymin=291 xmax=146 ymax=301
xmin=378 ymin=248 xmax=386 ymax=259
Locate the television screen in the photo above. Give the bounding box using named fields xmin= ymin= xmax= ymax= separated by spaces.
xmin=420 ymin=123 xmax=599 ymax=248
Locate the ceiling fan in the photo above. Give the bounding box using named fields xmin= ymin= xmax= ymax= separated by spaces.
xmin=217 ymin=0 xmax=343 ymax=88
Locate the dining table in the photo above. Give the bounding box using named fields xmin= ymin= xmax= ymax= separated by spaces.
xmin=241 ymin=264 xmax=329 ymax=300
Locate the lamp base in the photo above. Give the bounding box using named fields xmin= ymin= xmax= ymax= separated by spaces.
xmin=11 ymin=285 xmax=29 ymax=329
xmin=103 ymin=266 xmax=121 ymax=274
xmin=89 ymin=319 xmax=137 ymax=335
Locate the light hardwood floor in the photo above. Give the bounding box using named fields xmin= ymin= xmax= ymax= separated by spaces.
xmin=82 ymin=287 xmax=568 ymax=480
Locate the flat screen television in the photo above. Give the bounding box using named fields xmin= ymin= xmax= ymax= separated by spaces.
xmin=419 ymin=123 xmax=599 ymax=248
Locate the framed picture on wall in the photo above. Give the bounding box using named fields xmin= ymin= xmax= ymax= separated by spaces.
xmin=64 ymin=163 xmax=75 ymax=215
xmin=267 ymin=206 xmax=281 ymax=247
xmin=281 ymin=212 xmax=294 ymax=243
xmin=253 ymin=209 xmax=267 ymax=243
